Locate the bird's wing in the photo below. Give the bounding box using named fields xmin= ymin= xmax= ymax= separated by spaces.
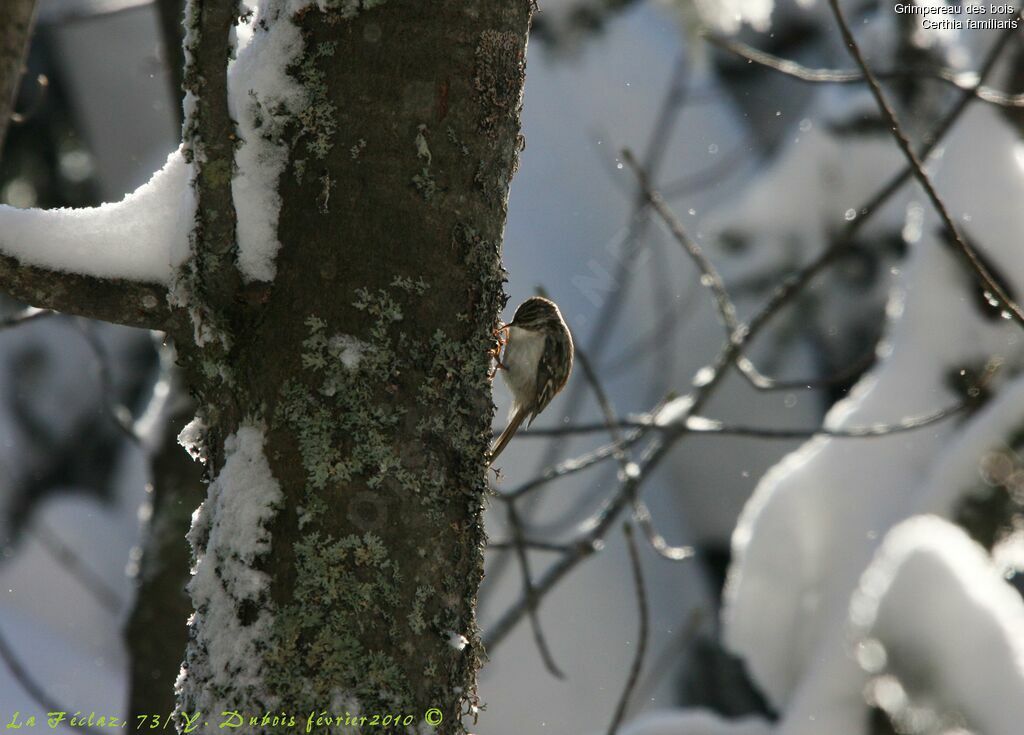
xmin=529 ymin=332 xmax=569 ymax=426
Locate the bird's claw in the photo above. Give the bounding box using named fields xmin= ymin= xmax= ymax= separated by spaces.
xmin=487 ymin=324 xmax=510 ymax=380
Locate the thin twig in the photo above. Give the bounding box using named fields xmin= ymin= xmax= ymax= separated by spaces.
xmin=623 ymin=150 xmax=739 ymax=339
xmin=0 ymin=623 xmax=106 ymax=735
xmin=515 ymin=398 xmax=969 ymax=440
xmin=30 ymin=519 xmax=123 ymax=614
xmin=623 ymin=149 xmax=784 ymax=394
xmin=630 ymin=501 xmax=693 ymax=561
xmin=499 ymin=432 xmax=640 ymax=500
xmin=541 ymin=56 xmax=691 ymax=468
xmin=706 ymin=33 xmax=1024 ymax=108
xmin=485 ymin=434 xmax=674 ymax=650
xmin=828 ymin=0 xmax=1024 ymax=330
xmin=576 ymin=344 xmax=693 ymax=561
xmin=73 ymin=319 xmax=141 ymax=445
xmin=0 ymin=306 xmax=55 ymax=330
xmin=486 ymin=9 xmax=1020 ymax=654
xmin=487 ymin=539 xmax=572 ymax=553
xmin=605 ymin=523 xmax=649 ymax=735
xmin=625 ymin=150 xmax=840 ymax=394
xmin=504 ymin=499 xmax=566 ymax=679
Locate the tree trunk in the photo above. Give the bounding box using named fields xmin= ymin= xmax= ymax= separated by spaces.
xmin=125 ymin=359 xmax=205 ymax=724
xmin=172 ymin=1 xmax=532 ymax=729
xmin=0 ymin=0 xmax=532 ymax=732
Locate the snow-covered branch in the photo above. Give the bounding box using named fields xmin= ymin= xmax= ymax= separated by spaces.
xmin=0 ymin=151 xmax=190 ymax=328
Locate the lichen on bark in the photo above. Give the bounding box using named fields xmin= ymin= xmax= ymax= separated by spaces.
xmin=115 ymin=1 xmax=529 ymax=731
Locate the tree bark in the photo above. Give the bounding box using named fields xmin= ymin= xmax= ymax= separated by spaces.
xmin=168 ymin=2 xmax=532 ymax=732
xmin=0 ymin=0 xmax=36 ymax=152
xmin=125 ymin=366 xmax=205 ymax=724
xmin=0 ymin=0 xmax=531 ymax=729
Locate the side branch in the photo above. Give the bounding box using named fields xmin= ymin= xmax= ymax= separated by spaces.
xmin=182 ymin=0 xmax=241 ymax=318
xmin=828 ymin=0 xmax=1024 ymax=330
xmin=706 ymin=33 xmax=1024 ymax=108
xmin=0 ymin=254 xmax=171 ymax=329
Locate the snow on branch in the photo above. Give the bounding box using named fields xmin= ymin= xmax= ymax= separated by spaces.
xmin=0 ymin=151 xmax=191 ymax=328
xmin=851 ymin=515 xmax=1024 ymax=735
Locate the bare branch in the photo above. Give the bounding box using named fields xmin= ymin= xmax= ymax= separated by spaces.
xmin=855 ymin=16 xmax=1020 ymax=226
xmin=181 ymin=0 xmax=242 ymax=320
xmin=515 ymin=399 xmax=972 ymax=440
xmin=0 ymin=306 xmax=54 ymax=330
xmin=605 ymin=524 xmax=649 ymax=735
xmin=707 ymin=33 xmax=1024 ymax=108
xmin=687 ymin=13 xmax=1019 ymax=403
xmin=487 ymin=539 xmax=573 ymax=553
xmin=576 ymin=342 xmax=692 ymax=561
xmin=623 ymin=150 xmax=740 ymax=342
xmin=499 ymin=432 xmax=641 ymax=500
xmin=0 ymin=255 xmax=172 ymax=329
xmin=29 ymin=519 xmax=123 ymax=614
xmin=828 ymin=0 xmax=1024 ymax=330
xmin=0 ymin=0 xmax=36 ymax=150
xmin=504 ymin=499 xmax=567 ymax=679
xmin=485 ymin=436 xmax=675 ymax=650
xmin=0 ymin=622 xmax=106 ymax=735
xmin=74 ymin=319 xmax=143 ymax=445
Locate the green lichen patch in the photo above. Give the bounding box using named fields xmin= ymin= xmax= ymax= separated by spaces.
xmin=293 ymin=40 xmax=339 ymax=160
xmin=315 ymin=0 xmax=389 ymax=19
xmin=473 ymin=30 xmax=526 ymax=138
xmin=266 ymin=271 xmax=497 ymax=715
xmin=412 ymin=168 xmax=438 ymax=200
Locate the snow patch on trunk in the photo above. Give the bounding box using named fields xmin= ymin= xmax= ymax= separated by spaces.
xmin=177 ymin=423 xmax=284 ymax=714
xmin=228 ymin=2 xmax=309 ymax=282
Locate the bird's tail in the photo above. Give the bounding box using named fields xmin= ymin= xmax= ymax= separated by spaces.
xmin=487 ymin=407 xmax=528 ymax=467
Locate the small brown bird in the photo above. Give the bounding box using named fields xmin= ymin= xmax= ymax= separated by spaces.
xmin=488 ymin=296 xmax=574 ymax=465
